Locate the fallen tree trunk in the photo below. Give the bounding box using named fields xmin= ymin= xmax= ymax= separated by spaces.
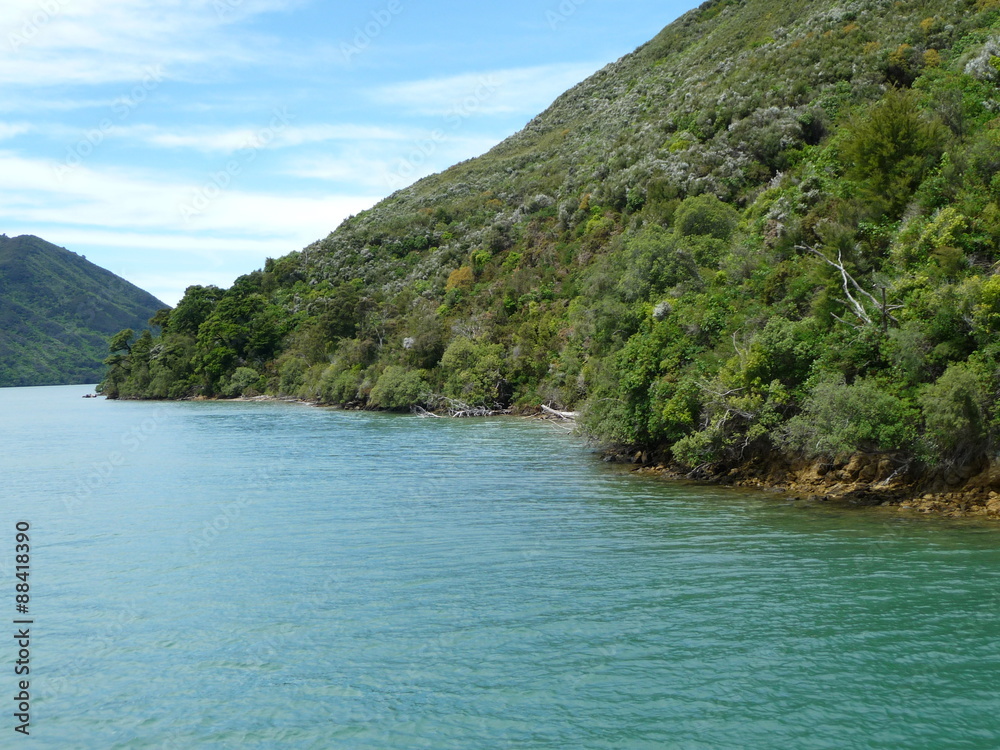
xmin=541 ymin=404 xmax=579 ymax=420
xmin=419 ymin=394 xmax=510 ymax=418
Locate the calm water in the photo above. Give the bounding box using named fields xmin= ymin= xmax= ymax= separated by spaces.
xmin=1 ymin=384 xmax=999 ymax=749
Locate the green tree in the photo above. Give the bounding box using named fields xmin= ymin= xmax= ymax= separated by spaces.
xmin=369 ymin=366 xmax=429 ymax=409
xmin=919 ymin=363 xmax=988 ymax=466
xmin=439 ymin=338 xmax=508 ymax=407
xmin=842 ymin=88 xmax=947 ymax=216
xmin=781 ymin=377 xmax=919 ymax=458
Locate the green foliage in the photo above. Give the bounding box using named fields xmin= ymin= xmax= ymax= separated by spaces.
xmin=919 ymin=362 xmax=988 ymax=465
xmin=170 ymin=285 xmax=224 ymax=335
xmin=369 ymin=366 xmax=429 ymax=410
xmin=616 ymin=225 xmax=699 ymax=302
xmin=781 ymin=377 xmax=919 ymax=458
xmin=225 ymin=366 xmax=262 ymax=397
xmin=439 ymin=338 xmax=508 ymax=407
xmin=95 ymin=0 xmax=1000 ymax=478
xmin=673 ymin=194 xmax=740 ymax=240
xmin=841 ymin=88 xmax=947 ymax=216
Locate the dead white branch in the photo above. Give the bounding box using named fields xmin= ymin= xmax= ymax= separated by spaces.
xmin=541 ymin=404 xmax=578 ymax=420
xmin=800 ymin=244 xmax=901 ymax=329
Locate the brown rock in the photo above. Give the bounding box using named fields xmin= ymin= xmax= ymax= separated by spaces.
xmin=844 ymin=454 xmax=865 ymax=479
xmin=858 ymin=462 xmax=877 ymax=482
xmin=876 ymin=458 xmax=893 ymax=480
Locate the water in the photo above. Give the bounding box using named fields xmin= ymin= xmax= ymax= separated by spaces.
xmin=2 ymin=384 xmax=999 ymax=749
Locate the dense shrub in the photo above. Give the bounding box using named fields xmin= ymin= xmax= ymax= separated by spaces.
xmin=781 ymin=377 xmax=920 ymax=458
xmin=99 ymin=0 xmax=1000 ymax=478
xmin=369 ymin=366 xmax=429 ymax=410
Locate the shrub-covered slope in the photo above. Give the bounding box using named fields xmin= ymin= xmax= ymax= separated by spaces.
xmin=104 ymin=0 xmax=1000 ymax=476
xmin=0 ymin=234 xmax=166 ymax=386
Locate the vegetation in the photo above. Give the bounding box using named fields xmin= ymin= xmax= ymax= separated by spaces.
xmin=103 ymin=0 xmax=1000 ymax=475
xmin=0 ymin=235 xmax=165 ymax=387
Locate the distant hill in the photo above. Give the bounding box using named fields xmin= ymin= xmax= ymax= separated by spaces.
xmin=0 ymin=234 xmax=167 ymax=387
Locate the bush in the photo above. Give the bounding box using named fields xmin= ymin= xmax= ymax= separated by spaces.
xmin=673 ymin=194 xmax=740 ymax=240
xmin=616 ymin=225 xmax=699 ymax=302
xmin=319 ymin=365 xmax=364 ymax=404
xmin=781 ymin=377 xmax=919 ymax=458
xmin=225 ymin=367 xmax=261 ymax=397
xmin=445 ymin=266 xmax=475 ymax=292
xmin=368 ymin=366 xmax=429 ymax=410
xmin=919 ymin=363 xmax=988 ymax=466
xmin=841 ymin=88 xmax=947 ymax=216
xmin=278 ymin=356 xmax=308 ymax=395
xmin=439 ymin=337 xmax=508 ymax=406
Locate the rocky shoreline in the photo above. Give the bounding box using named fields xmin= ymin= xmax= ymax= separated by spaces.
xmin=624 ymin=451 xmax=1000 ymax=521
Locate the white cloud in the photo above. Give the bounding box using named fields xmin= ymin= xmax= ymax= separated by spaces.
xmin=284 ymin=131 xmax=506 ymax=191
xmin=0 ymin=122 xmax=32 ymax=139
xmin=1 ymin=151 xmax=372 ymax=223
xmin=138 ymin=122 xmax=412 ymax=153
xmin=0 ymin=0 xmax=295 ymax=86
xmin=0 ymin=150 xmax=379 ymax=255
xmin=0 ymin=149 xmax=381 ymax=305
xmin=372 ymin=63 xmax=600 ymax=117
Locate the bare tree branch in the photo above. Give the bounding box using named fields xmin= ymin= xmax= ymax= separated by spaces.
xmin=799 ymin=244 xmax=901 ymax=329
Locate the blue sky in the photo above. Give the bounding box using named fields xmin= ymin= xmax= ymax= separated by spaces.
xmin=0 ymin=0 xmax=694 ymax=306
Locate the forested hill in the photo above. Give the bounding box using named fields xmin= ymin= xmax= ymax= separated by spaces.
xmin=104 ymin=0 xmax=1000 ymax=477
xmin=0 ymin=235 xmax=166 ymax=387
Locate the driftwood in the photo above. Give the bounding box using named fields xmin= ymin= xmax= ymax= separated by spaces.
xmin=415 ymin=395 xmax=510 ymax=418
xmin=411 ymin=405 xmax=443 ymax=418
xmin=540 ymin=404 xmax=579 ymax=420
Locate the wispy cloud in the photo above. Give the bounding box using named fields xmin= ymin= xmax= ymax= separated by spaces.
xmin=140 ymin=123 xmax=412 ymax=153
xmin=372 ymin=63 xmax=600 ymax=117
xmin=0 ymin=0 xmax=295 ymax=86
xmin=0 ymin=148 xmax=380 ymax=305
xmin=284 ymin=131 xmax=506 ymax=190
xmin=0 ymin=151 xmax=379 ymax=244
xmin=0 ymin=122 xmax=32 ymax=139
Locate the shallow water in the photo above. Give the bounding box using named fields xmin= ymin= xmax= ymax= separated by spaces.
xmin=2 ymin=384 xmax=999 ymax=748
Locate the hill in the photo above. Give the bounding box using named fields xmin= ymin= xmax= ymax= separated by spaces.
xmin=0 ymin=234 xmax=167 ymax=387
xmin=102 ymin=0 xmax=1000 ymax=495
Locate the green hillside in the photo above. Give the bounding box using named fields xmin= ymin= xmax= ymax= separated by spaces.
xmin=0 ymin=234 xmax=166 ymax=387
xmin=104 ymin=0 xmax=1000 ymax=477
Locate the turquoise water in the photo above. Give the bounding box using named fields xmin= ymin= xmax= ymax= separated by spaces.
xmin=2 ymin=384 xmax=999 ymax=748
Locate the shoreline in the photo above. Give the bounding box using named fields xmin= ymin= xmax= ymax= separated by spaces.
xmin=113 ymin=393 xmax=1000 ymax=521
xmin=622 ymin=453 xmax=1000 ymax=521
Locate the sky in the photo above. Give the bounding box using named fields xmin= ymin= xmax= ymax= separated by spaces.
xmin=0 ymin=0 xmax=695 ymax=307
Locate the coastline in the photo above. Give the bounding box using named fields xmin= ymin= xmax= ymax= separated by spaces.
xmin=115 ymin=393 xmax=1000 ymax=521
xmin=624 ymin=452 xmax=1000 ymax=521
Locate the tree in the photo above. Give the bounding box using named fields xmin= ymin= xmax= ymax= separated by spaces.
xmin=108 ymin=328 xmax=135 ymax=355
xmin=842 ymin=88 xmax=947 ymax=216
xmin=919 ymin=363 xmax=988 ymax=466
